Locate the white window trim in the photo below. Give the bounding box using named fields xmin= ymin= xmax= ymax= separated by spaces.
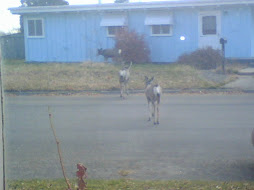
xmin=150 ymin=25 xmax=173 ymax=37
xmin=26 ymin=18 xmax=45 ymax=38
xmin=199 ymin=11 xmax=221 ymax=37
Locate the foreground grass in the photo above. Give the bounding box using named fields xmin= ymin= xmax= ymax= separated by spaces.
xmin=7 ymin=179 xmax=254 ymax=190
xmin=2 ymin=60 xmax=236 ymax=92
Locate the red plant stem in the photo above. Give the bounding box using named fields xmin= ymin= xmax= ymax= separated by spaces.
xmin=48 ymin=107 xmax=72 ymax=190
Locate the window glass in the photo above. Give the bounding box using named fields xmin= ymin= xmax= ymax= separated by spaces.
xmin=152 ymin=25 xmax=161 ymax=34
xmin=28 ymin=20 xmax=35 ymax=36
xmin=151 ymin=25 xmax=171 ymax=35
xmin=28 ymin=19 xmax=43 ymax=37
xmin=161 ymin=25 xmax=170 ymax=34
xmin=202 ymin=16 xmax=216 ymax=35
xmin=35 ymin=20 xmax=43 ymax=36
xmin=107 ymin=26 xmax=125 ymax=36
xmin=108 ymin=26 xmax=116 ymax=36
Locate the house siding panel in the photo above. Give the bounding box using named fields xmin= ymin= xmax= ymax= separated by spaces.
xmin=145 ymin=10 xmax=198 ymax=62
xmin=22 ymin=3 xmax=254 ymax=63
xmin=128 ymin=10 xmax=199 ymax=63
xmin=221 ymin=6 xmax=252 ymax=58
xmin=251 ymin=7 xmax=254 ymax=57
xmin=46 ymin=14 xmax=67 ymax=62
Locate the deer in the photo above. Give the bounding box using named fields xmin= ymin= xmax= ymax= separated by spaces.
xmin=145 ymin=76 xmax=162 ymax=125
xmin=119 ymin=62 xmax=132 ymax=99
xmin=97 ymin=48 xmax=121 ymax=62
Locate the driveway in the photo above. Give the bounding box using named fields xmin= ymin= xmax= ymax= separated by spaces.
xmin=224 ymin=68 xmax=254 ymax=90
xmin=4 ymin=94 xmax=254 ymax=181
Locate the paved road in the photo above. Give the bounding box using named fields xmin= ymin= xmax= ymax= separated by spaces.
xmin=4 ymin=94 xmax=254 ymax=181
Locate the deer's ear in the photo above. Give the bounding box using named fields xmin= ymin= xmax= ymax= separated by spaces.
xmin=150 ymin=77 xmax=154 ymax=82
xmin=145 ymin=76 xmax=148 ymax=81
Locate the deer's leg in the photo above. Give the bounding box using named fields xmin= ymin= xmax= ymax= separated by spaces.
xmin=147 ymin=101 xmax=152 ymax=121
xmin=126 ymin=82 xmax=129 ymax=95
xmin=120 ymin=83 xmax=123 ymax=98
xmin=123 ymin=83 xmax=127 ymax=99
xmin=156 ymin=103 xmax=160 ymax=125
xmin=152 ymin=102 xmax=156 ymax=125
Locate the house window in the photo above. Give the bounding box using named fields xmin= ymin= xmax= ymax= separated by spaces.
xmin=151 ymin=25 xmax=172 ymax=36
xmin=27 ymin=19 xmax=44 ymax=37
xmin=145 ymin=12 xmax=173 ymax=36
xmin=202 ymin=16 xmax=216 ymax=35
xmin=100 ymin=13 xmax=127 ymax=37
xmin=107 ymin=26 xmax=125 ymax=36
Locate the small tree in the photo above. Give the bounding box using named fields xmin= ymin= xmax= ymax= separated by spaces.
xmin=115 ymin=29 xmax=150 ymax=64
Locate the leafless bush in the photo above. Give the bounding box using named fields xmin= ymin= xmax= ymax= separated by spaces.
xmin=178 ymin=47 xmax=223 ymax=70
xmin=115 ymin=29 xmax=150 ymax=64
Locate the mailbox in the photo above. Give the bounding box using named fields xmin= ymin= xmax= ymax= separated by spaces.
xmin=220 ymin=38 xmax=227 ymax=45
xmin=219 ymin=38 xmax=227 ymax=74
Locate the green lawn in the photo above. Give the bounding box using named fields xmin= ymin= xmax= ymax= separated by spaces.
xmin=2 ymin=60 xmax=236 ymax=92
xmin=7 ymin=179 xmax=254 ymax=190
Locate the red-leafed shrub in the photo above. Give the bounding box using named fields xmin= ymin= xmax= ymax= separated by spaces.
xmin=177 ymin=47 xmax=223 ymax=70
xmin=115 ymin=29 xmax=150 ymax=64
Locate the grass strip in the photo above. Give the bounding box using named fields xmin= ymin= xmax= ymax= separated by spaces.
xmin=7 ymin=179 xmax=254 ymax=190
xmin=2 ymin=60 xmax=237 ymax=92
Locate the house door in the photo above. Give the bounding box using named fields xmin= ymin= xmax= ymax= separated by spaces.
xmin=198 ymin=11 xmax=221 ymax=49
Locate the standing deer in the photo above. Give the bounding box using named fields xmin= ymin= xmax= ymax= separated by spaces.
xmin=97 ymin=48 xmax=121 ymax=62
xmin=119 ymin=62 xmax=132 ymax=99
xmin=145 ymin=76 xmax=162 ymax=125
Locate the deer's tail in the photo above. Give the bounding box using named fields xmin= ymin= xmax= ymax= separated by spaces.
xmin=153 ymin=85 xmax=162 ymax=104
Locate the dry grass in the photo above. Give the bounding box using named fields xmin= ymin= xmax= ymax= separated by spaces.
xmin=2 ymin=60 xmax=235 ymax=92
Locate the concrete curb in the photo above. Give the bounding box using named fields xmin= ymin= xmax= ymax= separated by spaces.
xmin=4 ymin=88 xmax=254 ymax=96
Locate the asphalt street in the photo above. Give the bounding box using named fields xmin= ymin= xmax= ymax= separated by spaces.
xmin=4 ymin=94 xmax=254 ymax=181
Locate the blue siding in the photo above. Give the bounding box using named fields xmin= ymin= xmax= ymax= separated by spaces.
xmin=128 ymin=9 xmax=199 ymax=62
xmin=146 ymin=9 xmax=199 ymax=62
xmin=221 ymin=6 xmax=252 ymax=58
xmin=25 ymin=12 xmax=114 ymax=62
xmin=251 ymin=7 xmax=254 ymax=57
xmin=23 ymin=5 xmax=254 ymax=63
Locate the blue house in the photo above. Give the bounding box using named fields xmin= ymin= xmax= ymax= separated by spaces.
xmin=9 ymin=0 xmax=254 ymax=63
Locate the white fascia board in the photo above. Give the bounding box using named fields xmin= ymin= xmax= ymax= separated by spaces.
xmin=9 ymin=0 xmax=254 ymax=15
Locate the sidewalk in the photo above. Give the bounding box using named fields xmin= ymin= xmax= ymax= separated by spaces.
xmin=237 ymin=68 xmax=254 ymax=75
xmin=224 ymin=67 xmax=254 ymax=91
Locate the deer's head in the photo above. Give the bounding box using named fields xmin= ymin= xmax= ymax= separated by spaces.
xmin=97 ymin=48 xmax=103 ymax=56
xmin=145 ymin=76 xmax=154 ymax=87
